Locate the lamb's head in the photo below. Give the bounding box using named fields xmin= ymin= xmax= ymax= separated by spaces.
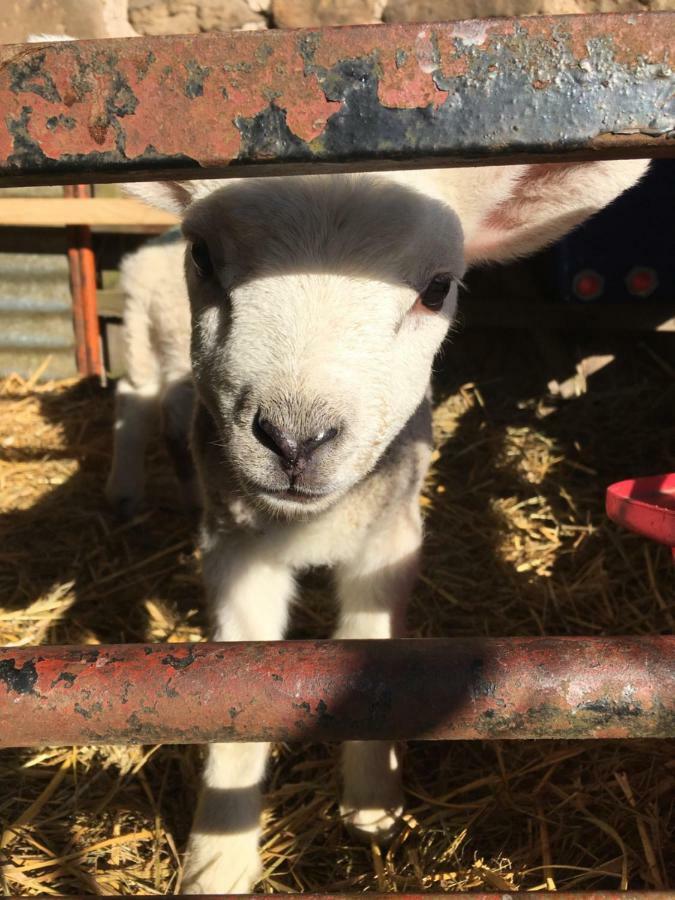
xmin=180 ymin=176 xmax=463 ymax=515
xmin=126 ymin=159 xmax=648 ymax=517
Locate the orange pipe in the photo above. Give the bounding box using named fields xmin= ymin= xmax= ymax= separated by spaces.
xmin=64 ymin=185 xmax=102 ymax=378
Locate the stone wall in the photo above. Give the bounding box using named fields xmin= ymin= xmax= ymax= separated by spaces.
xmin=2 ymin=0 xmax=671 ymax=42
xmin=1 ymin=0 xmax=136 ymax=42
xmin=130 ymin=0 xmax=671 ymax=34
xmin=128 ymin=0 xmax=268 ymax=34
xmin=383 ymin=0 xmax=672 ymax=22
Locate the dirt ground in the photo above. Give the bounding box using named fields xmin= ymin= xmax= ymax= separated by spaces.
xmin=0 ymin=326 xmax=673 ymax=894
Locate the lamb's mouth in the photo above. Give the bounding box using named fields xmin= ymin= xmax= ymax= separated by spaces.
xmin=260 ymin=486 xmax=333 ymax=505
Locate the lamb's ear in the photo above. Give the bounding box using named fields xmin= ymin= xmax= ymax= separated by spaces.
xmin=121 ymin=179 xmax=221 ymax=215
xmin=462 ymin=159 xmax=649 ymax=267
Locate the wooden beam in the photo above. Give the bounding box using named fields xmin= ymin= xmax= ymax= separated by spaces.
xmin=0 ymin=198 xmax=178 ymax=228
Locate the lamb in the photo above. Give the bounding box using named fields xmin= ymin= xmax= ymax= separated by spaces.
xmin=105 ymin=228 xmax=198 ymax=518
xmin=124 ymin=159 xmax=647 ymax=893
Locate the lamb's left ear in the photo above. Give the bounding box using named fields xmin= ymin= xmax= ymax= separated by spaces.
xmin=122 ymin=179 xmax=219 ymax=216
xmin=462 ymin=159 xmax=650 ymax=268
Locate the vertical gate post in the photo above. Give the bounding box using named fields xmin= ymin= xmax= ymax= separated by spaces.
xmin=64 ymin=185 xmax=103 ymax=379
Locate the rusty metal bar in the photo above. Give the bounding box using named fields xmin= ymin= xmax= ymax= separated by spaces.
xmin=0 ymin=13 xmax=674 ymax=187
xmin=64 ymin=185 xmax=103 ymax=378
xmin=64 ymin=186 xmax=91 ymax=374
xmin=0 ymin=637 xmax=672 ymax=748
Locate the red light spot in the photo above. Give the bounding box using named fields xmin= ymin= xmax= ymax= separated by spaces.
xmin=573 ymin=270 xmax=603 ymax=301
xmin=626 ymin=267 xmax=658 ymax=298
xmin=577 ymin=275 xmax=599 ymax=296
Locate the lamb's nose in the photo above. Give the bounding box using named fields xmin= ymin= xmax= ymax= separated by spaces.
xmin=254 ymin=414 xmax=338 ymax=471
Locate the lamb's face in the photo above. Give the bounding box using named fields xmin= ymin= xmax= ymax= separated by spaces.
xmin=183 ymin=175 xmax=464 ymax=518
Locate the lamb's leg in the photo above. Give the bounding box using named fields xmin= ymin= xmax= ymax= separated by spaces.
xmin=182 ymin=543 xmax=294 ymax=894
xmin=160 ymin=376 xmax=200 ymax=514
xmin=105 ymin=378 xmax=159 ymax=518
xmin=333 ymin=502 xmax=422 ymax=842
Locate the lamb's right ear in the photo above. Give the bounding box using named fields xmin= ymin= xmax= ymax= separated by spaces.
xmin=121 ymin=180 xmax=211 ymax=215
xmin=460 ymin=159 xmax=650 ymax=267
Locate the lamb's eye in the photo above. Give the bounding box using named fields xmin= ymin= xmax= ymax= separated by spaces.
xmin=191 ymin=240 xmax=213 ymax=278
xmin=419 ymin=274 xmax=453 ymax=311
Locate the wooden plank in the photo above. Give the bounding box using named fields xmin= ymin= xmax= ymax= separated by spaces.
xmin=0 ymin=198 xmax=178 ymax=228
xmin=97 ymin=288 xmax=125 ymax=318
xmin=91 ymin=223 xmax=170 ymax=235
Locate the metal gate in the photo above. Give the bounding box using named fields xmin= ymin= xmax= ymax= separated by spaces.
xmin=0 ymin=12 xmax=673 ymax=897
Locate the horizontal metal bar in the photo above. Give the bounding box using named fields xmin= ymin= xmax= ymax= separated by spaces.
xmin=0 ymin=637 xmax=672 ymax=747
xmin=0 ymin=13 xmax=674 ymax=188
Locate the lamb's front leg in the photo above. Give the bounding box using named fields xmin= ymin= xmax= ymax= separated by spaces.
xmin=182 ymin=542 xmax=294 ymax=894
xmin=105 ymin=378 xmax=159 ymax=518
xmin=333 ymin=503 xmax=422 ymax=842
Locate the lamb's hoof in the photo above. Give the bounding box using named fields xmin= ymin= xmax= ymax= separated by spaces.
xmin=181 ymin=851 xmax=262 ymax=895
xmin=340 ymin=803 xmax=403 ymax=845
xmin=182 ymin=871 xmax=260 ymax=896
xmin=105 ymin=489 xmax=144 ymax=522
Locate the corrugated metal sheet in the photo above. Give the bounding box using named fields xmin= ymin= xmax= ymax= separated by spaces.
xmin=0 ymin=250 xmax=75 ymax=379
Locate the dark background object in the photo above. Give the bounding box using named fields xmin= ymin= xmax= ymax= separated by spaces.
xmin=556 ymin=159 xmax=675 ymax=306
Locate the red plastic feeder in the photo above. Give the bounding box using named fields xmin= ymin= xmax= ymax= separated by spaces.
xmin=606 ymin=473 xmax=675 ymax=561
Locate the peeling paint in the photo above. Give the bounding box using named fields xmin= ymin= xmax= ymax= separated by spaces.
xmin=578 ymin=699 xmax=642 ymax=719
xmin=161 ymin=646 xmax=196 ymax=670
xmin=184 ymin=59 xmax=210 ymax=99
xmin=451 ymin=21 xmax=490 ymax=48
xmin=414 ymin=30 xmax=438 ymax=75
xmin=0 ymin=658 xmax=38 ymax=695
xmin=51 ymin=671 xmax=77 ymax=689
xmin=9 ymin=50 xmax=61 ymax=102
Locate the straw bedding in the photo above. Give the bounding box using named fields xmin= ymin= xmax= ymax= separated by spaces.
xmin=0 ymin=328 xmax=673 ymax=894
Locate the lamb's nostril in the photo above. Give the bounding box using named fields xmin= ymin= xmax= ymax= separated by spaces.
xmin=303 ymin=427 xmax=339 ymax=454
xmin=254 ymin=414 xmax=298 ymax=464
xmin=253 ymin=414 xmax=339 ymax=472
